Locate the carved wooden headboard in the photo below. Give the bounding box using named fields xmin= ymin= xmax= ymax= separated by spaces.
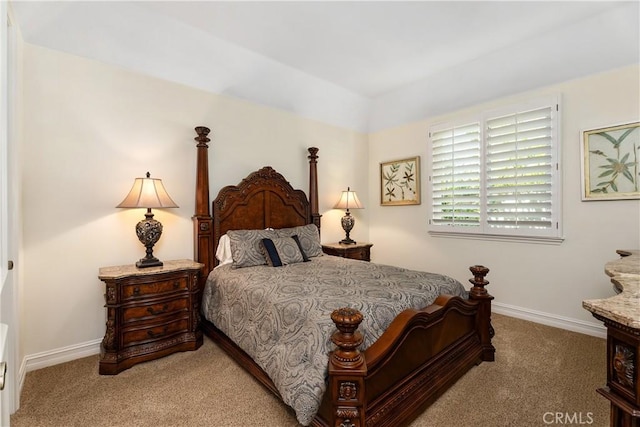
xmin=212 ymin=166 xmax=308 ymax=241
xmin=192 ymin=126 xmax=321 ymax=277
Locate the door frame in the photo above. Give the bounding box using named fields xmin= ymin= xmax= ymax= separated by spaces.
xmin=1 ymin=1 xmax=21 ymax=419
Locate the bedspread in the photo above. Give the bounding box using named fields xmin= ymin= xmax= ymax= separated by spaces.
xmin=201 ymin=255 xmax=466 ymax=425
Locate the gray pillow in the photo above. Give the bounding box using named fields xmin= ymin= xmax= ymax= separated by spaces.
xmin=261 ymin=237 xmax=305 ymax=266
xmin=227 ymin=229 xmax=276 ymax=268
xmin=275 ymin=224 xmax=323 ymax=258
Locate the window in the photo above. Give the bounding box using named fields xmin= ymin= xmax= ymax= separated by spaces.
xmin=428 ymin=96 xmax=562 ymax=241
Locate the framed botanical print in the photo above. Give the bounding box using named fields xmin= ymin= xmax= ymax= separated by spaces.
xmin=582 ymin=122 xmax=640 ymax=200
xmin=380 ymin=156 xmax=420 ymax=206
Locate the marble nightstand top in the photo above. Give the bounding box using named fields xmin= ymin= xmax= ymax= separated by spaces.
xmin=583 ymin=250 xmax=640 ymax=329
xmin=99 ymin=259 xmax=203 ymax=280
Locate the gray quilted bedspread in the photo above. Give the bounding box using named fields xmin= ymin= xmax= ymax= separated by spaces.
xmin=201 ymin=255 xmax=467 ymax=425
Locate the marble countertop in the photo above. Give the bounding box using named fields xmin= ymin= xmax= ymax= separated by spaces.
xmin=99 ymin=259 xmax=204 ymax=280
xmin=582 ymin=250 xmax=640 ymax=329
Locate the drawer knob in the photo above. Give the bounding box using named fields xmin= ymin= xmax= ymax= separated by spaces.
xmin=173 ymin=281 xmax=180 ymax=289
xmin=147 ymin=326 xmax=169 ymax=338
xmin=133 ymin=287 xmax=140 ymax=296
xmin=147 ymin=304 xmax=169 ymax=316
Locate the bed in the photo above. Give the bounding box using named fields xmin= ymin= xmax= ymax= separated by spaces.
xmin=191 ymin=126 xmax=495 ymax=427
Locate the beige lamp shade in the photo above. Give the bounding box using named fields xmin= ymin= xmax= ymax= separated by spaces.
xmin=116 ymin=172 xmax=179 ymax=209
xmin=333 ymin=187 xmax=363 ymax=210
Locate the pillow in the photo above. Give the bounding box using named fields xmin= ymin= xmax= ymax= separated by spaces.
xmin=261 ymin=237 xmax=306 ymax=267
xmin=275 ymin=224 xmax=323 ymax=258
xmin=215 ymin=234 xmax=233 ymax=266
xmin=227 ymin=229 xmax=277 ymax=268
xmin=291 ymin=235 xmax=310 ymax=262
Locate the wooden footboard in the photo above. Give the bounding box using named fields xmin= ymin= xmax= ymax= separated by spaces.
xmin=200 ymin=265 xmax=494 ymax=427
xmin=315 ymin=265 xmax=494 ymax=427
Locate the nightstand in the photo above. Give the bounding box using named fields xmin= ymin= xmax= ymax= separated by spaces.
xmin=98 ymin=259 xmax=204 ymax=375
xmin=322 ymin=242 xmax=373 ymax=262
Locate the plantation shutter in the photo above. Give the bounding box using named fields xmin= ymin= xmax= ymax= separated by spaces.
xmin=430 ymin=123 xmax=481 ymax=228
xmin=485 ymin=106 xmax=555 ymax=234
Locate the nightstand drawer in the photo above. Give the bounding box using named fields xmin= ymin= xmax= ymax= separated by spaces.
xmin=349 ymin=247 xmax=369 ymax=260
xmin=122 ymin=317 xmax=189 ymax=347
xmin=322 ymin=242 xmax=373 ymax=262
xmin=121 ymin=277 xmax=188 ymax=300
xmin=122 ymin=298 xmax=189 ymax=323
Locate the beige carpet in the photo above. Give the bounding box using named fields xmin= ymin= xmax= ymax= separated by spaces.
xmin=11 ymin=314 xmax=608 ymax=427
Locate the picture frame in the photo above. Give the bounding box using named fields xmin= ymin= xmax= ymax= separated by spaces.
xmin=581 ymin=122 xmax=640 ymax=201
xmin=380 ymin=156 xmax=421 ymax=206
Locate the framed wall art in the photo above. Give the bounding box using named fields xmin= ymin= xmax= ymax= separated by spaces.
xmin=380 ymin=156 xmax=420 ymax=206
xmin=582 ymin=122 xmax=640 ymax=200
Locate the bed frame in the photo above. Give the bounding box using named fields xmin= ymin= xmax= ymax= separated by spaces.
xmin=191 ymin=126 xmax=495 ymax=427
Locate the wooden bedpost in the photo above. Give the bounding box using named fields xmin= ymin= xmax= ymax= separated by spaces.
xmin=468 ymin=265 xmax=495 ymax=362
xmin=193 ymin=126 xmax=214 ymax=284
xmin=328 ymin=307 xmax=367 ymax=427
xmin=308 ymin=147 xmax=321 ymax=232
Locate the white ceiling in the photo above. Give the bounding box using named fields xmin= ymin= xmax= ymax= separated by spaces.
xmin=10 ymin=1 xmax=640 ymax=131
xmin=138 ymin=1 xmax=629 ymax=97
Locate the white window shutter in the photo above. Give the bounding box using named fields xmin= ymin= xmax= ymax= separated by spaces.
xmin=430 ymin=123 xmax=481 ymax=229
xmin=428 ymin=96 xmax=562 ymax=241
xmin=485 ymin=106 xmax=555 ymax=235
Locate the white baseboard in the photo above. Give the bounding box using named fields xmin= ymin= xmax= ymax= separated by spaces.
xmin=22 ymin=338 xmax=101 ymax=374
xmin=18 ymin=305 xmax=606 ymax=375
xmin=17 ymin=358 xmax=25 ymax=408
xmin=493 ymin=302 xmax=607 ymax=339
xmin=14 ymin=304 xmax=606 ymax=403
xmin=15 ymin=339 xmax=101 ymax=415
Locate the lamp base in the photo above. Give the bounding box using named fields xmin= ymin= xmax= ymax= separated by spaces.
xmin=135 ymin=209 xmax=164 ymax=268
xmin=136 ymin=257 xmax=163 ymax=268
xmin=340 ymin=211 xmax=356 ymax=245
xmin=339 ymin=238 xmax=357 ymax=245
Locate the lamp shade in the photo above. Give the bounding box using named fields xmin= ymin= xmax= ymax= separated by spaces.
xmin=116 ymin=172 xmax=179 ymax=209
xmin=333 ymin=187 xmax=363 ymax=210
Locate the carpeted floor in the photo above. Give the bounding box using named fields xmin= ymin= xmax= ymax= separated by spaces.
xmin=11 ymin=314 xmax=608 ymax=427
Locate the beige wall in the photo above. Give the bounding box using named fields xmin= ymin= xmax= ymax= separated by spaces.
xmin=19 ymin=43 xmax=640 ymax=368
xmin=20 ymin=44 xmax=368 ymax=361
xmin=368 ymin=65 xmax=640 ymax=333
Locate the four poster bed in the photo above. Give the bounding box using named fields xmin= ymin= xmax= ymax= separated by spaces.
xmin=191 ymin=126 xmax=495 ymax=427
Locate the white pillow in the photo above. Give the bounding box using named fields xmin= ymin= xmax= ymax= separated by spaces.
xmin=215 ymin=234 xmax=233 ymax=266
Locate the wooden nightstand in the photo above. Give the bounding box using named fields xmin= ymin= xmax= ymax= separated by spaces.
xmin=98 ymin=259 xmax=204 ymax=375
xmin=322 ymin=242 xmax=373 ymax=262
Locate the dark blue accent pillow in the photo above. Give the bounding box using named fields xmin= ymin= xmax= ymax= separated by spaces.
xmin=261 ymin=238 xmax=283 ymax=267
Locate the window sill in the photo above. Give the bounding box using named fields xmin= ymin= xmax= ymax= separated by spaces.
xmin=428 ymin=231 xmax=564 ymax=245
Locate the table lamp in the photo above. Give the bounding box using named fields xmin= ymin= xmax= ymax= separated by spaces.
xmin=333 ymin=187 xmax=363 ymax=244
xmin=117 ymin=172 xmax=179 ymax=268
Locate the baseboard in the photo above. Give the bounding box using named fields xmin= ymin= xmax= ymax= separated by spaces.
xmin=15 ymin=338 xmax=101 ymax=415
xmin=22 ymin=338 xmax=102 ymax=374
xmin=14 ymin=305 xmax=606 ymax=400
xmin=493 ymin=302 xmax=607 ymax=339
xmin=17 ymin=357 xmax=25 ymax=409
